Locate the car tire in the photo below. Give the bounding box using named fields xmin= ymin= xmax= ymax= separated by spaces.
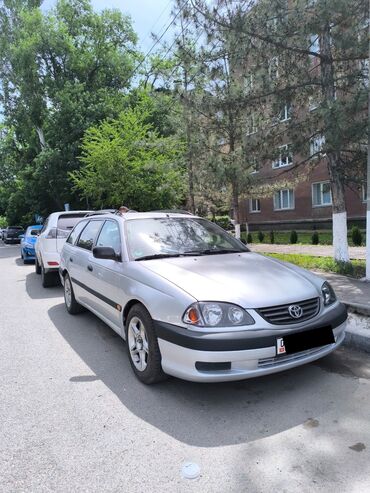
xmin=35 ymin=257 xmax=41 ymax=275
xmin=64 ymin=273 xmax=84 ymax=314
xmin=41 ymin=263 xmax=56 ymax=288
xmin=125 ymin=304 xmax=167 ymax=385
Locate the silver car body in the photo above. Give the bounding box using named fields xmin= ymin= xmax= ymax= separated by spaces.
xmin=59 ymin=212 xmax=347 ymax=382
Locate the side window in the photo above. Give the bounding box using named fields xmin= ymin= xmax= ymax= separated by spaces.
xmin=66 ymin=220 xmax=88 ymax=245
xmin=76 ymin=220 xmax=104 ymax=251
xmin=40 ymin=217 xmax=49 ymax=234
xmin=96 ymin=221 xmax=121 ymax=254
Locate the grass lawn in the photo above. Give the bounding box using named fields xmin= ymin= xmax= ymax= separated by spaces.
xmin=264 ymin=252 xmax=366 ymax=279
xmin=241 ymin=229 xmax=366 ymax=247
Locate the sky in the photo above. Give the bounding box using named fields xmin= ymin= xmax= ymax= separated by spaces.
xmin=41 ymin=0 xmax=176 ymax=52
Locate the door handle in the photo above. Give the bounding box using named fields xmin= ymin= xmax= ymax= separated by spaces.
xmin=87 ymin=264 xmax=93 ymax=272
xmin=69 ymin=257 xmax=73 ymax=262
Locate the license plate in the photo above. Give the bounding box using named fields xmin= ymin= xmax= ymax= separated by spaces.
xmin=276 ymin=326 xmax=335 ymax=355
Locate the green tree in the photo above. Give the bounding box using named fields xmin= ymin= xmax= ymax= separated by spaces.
xmin=71 ymin=102 xmax=185 ymax=211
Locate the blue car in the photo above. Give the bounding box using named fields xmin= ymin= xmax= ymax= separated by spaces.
xmin=20 ymin=225 xmax=43 ymax=263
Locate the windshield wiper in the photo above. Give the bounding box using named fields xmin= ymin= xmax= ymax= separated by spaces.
xmin=183 ymin=249 xmax=245 ymax=256
xmin=135 ymin=253 xmax=181 ymax=261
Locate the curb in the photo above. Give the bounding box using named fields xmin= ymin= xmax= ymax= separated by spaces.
xmin=343 ymin=306 xmax=370 ymax=354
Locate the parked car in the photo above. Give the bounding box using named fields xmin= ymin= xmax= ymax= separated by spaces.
xmin=3 ymin=226 xmax=25 ymax=244
xmin=35 ymin=210 xmax=92 ymax=287
xmin=59 ymin=211 xmax=347 ymax=385
xmin=20 ymin=225 xmax=43 ymax=263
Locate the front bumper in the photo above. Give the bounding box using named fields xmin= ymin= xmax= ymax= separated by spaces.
xmin=22 ymin=246 xmax=36 ymax=259
xmin=155 ymin=302 xmax=347 ymax=382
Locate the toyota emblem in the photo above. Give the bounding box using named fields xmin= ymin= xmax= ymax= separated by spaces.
xmin=288 ymin=304 xmax=303 ymax=319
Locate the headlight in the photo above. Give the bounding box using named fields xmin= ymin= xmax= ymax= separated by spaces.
xmin=321 ymin=281 xmax=336 ymax=306
xmin=183 ymin=302 xmax=255 ymax=327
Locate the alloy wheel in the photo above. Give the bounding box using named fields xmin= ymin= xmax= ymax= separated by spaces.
xmin=128 ymin=316 xmax=149 ymax=372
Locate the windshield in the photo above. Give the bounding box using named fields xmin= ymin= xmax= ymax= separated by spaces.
xmin=126 ymin=217 xmax=248 ymax=260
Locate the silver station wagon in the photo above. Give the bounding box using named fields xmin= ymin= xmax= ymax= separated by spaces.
xmin=59 ymin=211 xmax=347 ymax=384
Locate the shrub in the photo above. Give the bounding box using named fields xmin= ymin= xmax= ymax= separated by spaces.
xmin=269 ymin=231 xmax=275 ymax=244
xmin=214 ymin=215 xmax=232 ymax=230
xmin=247 ymin=233 xmax=253 ymax=243
xmin=311 ymin=231 xmax=319 ymax=245
xmin=351 ymin=226 xmax=363 ymax=247
xmin=289 ymin=230 xmax=298 ymax=244
xmin=258 ymin=230 xmax=265 ymax=243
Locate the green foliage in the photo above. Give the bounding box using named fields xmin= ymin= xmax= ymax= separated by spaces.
xmin=351 ymin=226 xmax=363 ymax=247
xmin=289 ymin=230 xmax=298 ymax=244
xmin=266 ymin=253 xmax=365 ymax=279
xmin=213 ymin=215 xmax=232 ymax=230
xmin=0 ymin=216 xmax=7 ymax=228
xmin=247 ymin=232 xmax=253 ymax=243
xmin=258 ymin=230 xmax=265 ymax=243
xmin=311 ymin=231 xmax=319 ymax=245
xmin=71 ymin=102 xmax=185 ymax=211
xmin=269 ymin=230 xmax=275 ymax=244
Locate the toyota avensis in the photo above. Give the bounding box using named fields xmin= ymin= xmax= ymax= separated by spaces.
xmin=59 ymin=211 xmax=347 ymax=384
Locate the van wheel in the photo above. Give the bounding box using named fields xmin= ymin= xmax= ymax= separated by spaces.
xmin=35 ymin=258 xmax=41 ymax=275
xmin=41 ymin=263 xmax=56 ymax=288
xmin=64 ymin=274 xmax=84 ymax=314
xmin=126 ymin=304 xmax=167 ymax=385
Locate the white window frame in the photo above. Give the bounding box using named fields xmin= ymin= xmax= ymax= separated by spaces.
xmin=244 ymin=74 xmax=254 ymax=93
xmin=359 ymin=59 xmax=369 ymax=87
xmin=250 ymin=159 xmax=259 ymax=174
xmin=363 ymin=183 xmax=368 ymax=203
xmin=246 ymin=113 xmax=258 ymax=136
xmin=310 ymin=134 xmax=326 ymax=157
xmin=273 ymin=189 xmax=295 ymax=211
xmin=279 ymin=103 xmax=292 ymax=122
xmin=269 ymin=57 xmax=279 ymax=80
xmin=312 ymin=181 xmax=332 ymax=207
xmin=249 ymin=198 xmax=261 ymax=213
xmin=308 ymin=95 xmax=320 ymax=111
xmin=310 ymin=34 xmax=320 ymax=55
xmin=272 ymin=144 xmax=293 ymax=168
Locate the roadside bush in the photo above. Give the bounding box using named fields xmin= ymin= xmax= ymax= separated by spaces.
xmin=311 ymin=231 xmax=319 ymax=245
xmin=351 ymin=226 xmax=363 ymax=247
xmin=258 ymin=230 xmax=265 ymax=243
xmin=247 ymin=233 xmax=253 ymax=243
xmin=289 ymin=230 xmax=298 ymax=244
xmin=269 ymin=231 xmax=275 ymax=244
xmin=214 ymin=215 xmax=232 ymax=230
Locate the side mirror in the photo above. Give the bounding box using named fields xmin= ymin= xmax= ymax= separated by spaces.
xmin=92 ymin=246 xmax=120 ymax=261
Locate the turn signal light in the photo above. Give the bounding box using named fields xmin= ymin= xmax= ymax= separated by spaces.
xmin=47 ymin=261 xmax=59 ymax=266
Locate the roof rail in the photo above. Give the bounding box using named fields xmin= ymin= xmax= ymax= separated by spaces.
xmin=149 ymin=209 xmax=192 ymax=215
xmin=84 ymin=209 xmax=117 ymax=217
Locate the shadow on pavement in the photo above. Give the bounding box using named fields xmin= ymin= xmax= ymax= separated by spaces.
xmin=48 ymin=302 xmax=363 ymax=448
xmin=25 ymin=272 xmax=63 ymax=300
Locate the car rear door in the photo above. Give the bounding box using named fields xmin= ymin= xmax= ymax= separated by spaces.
xmin=71 ymin=219 xmax=104 ymax=309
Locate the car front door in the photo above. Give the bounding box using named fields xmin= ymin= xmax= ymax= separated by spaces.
xmin=87 ymin=219 xmax=124 ymax=334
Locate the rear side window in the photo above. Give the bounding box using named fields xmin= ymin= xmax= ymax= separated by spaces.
xmin=96 ymin=221 xmax=121 ymax=254
xmin=66 ymin=220 xmax=88 ymax=245
xmin=76 ymin=220 xmax=104 ymax=251
xmin=57 ymin=214 xmax=89 ymax=239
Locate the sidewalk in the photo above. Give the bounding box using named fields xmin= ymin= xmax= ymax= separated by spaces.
xmin=250 ymin=243 xmax=366 ymax=260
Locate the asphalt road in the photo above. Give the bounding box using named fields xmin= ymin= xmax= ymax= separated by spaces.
xmin=1 ymin=243 xmax=370 ymax=493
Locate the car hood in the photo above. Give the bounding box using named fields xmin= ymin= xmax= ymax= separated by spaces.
xmin=25 ymin=236 xmax=37 ymax=244
xmin=140 ymin=252 xmax=322 ymax=308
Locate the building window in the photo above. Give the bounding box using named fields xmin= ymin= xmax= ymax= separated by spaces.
xmin=269 ymin=57 xmax=279 ymax=80
xmin=308 ymin=95 xmax=320 ymax=111
xmin=244 ymin=74 xmax=254 ymax=93
xmin=273 ymin=189 xmax=295 ymax=210
xmin=250 ymin=159 xmax=259 ymax=174
xmin=250 ymin=199 xmax=261 ymax=213
xmin=279 ymin=103 xmax=292 ymax=122
xmin=360 ymin=59 xmax=369 ymax=87
xmin=312 ymin=181 xmax=332 ymax=207
xmin=310 ymin=134 xmax=325 ymax=157
xmin=246 ymin=113 xmax=258 ymax=135
xmin=363 ymin=183 xmax=368 ymax=202
xmin=310 ymin=34 xmax=320 ymax=54
xmin=272 ymin=144 xmax=293 ymax=168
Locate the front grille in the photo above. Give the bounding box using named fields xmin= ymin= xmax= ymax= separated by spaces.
xmin=256 ymin=297 xmax=320 ymax=325
xmin=258 ymin=345 xmax=331 ymax=368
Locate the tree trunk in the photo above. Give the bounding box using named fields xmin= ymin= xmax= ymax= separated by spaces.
xmin=36 ymin=126 xmax=46 ymax=149
xmin=320 ymin=22 xmax=349 ymax=262
xmin=232 ymin=179 xmax=241 ymax=239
